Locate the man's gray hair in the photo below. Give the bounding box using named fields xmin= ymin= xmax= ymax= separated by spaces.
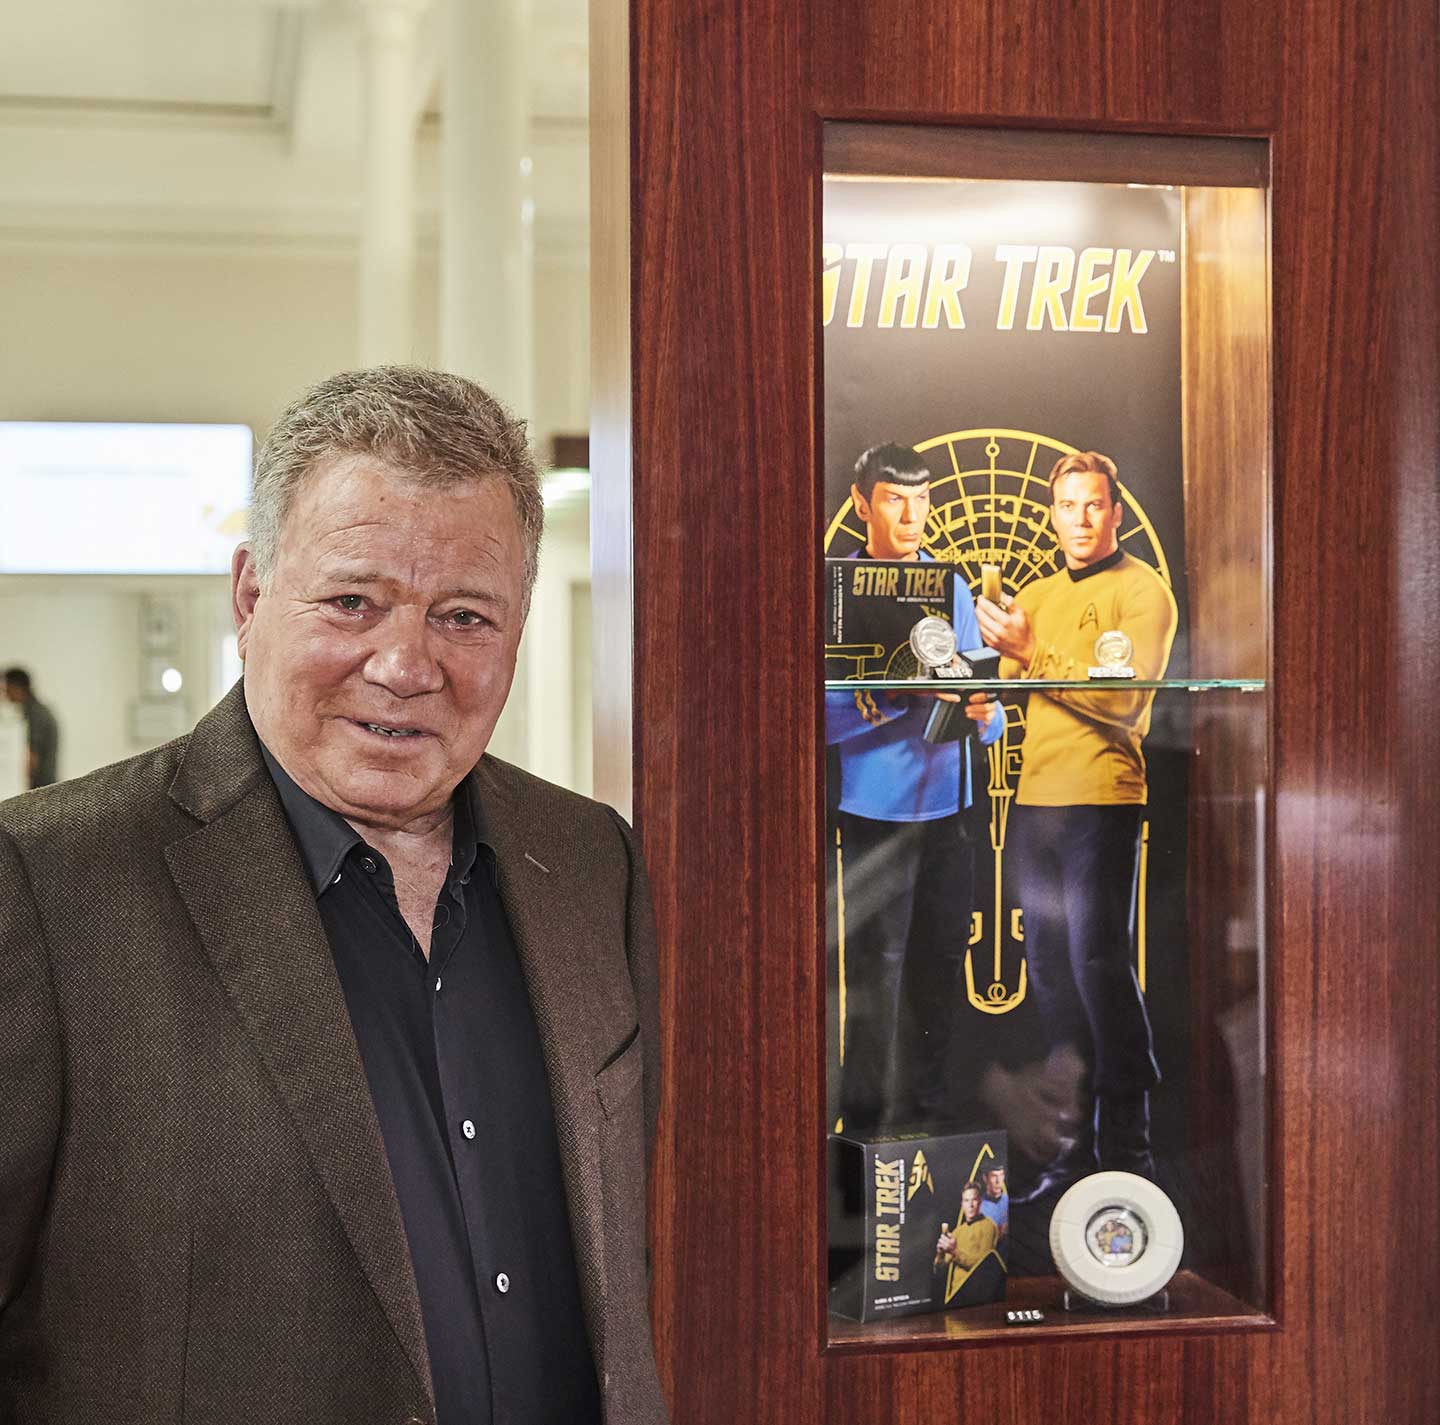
xmin=249 ymin=366 xmax=545 ymax=610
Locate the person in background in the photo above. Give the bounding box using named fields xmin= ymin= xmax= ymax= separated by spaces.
xmin=3 ymin=668 xmax=60 ymax=788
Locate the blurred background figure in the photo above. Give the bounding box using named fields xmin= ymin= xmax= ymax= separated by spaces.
xmin=3 ymin=668 xmax=60 ymax=789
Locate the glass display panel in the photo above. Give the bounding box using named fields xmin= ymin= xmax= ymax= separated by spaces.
xmin=820 ymin=128 xmax=1270 ymax=1345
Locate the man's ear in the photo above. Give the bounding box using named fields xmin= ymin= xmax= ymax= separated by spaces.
xmin=851 ymin=483 xmax=871 ymax=523
xmin=231 ymin=544 xmax=262 ymax=659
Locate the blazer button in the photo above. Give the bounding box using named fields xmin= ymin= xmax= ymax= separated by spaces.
xmin=495 ymin=1271 xmax=511 ymax=1294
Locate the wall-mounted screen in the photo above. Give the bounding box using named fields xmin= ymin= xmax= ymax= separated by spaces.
xmin=0 ymin=422 xmax=251 ymax=575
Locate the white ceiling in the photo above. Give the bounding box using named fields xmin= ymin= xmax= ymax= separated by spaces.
xmin=0 ymin=0 xmax=591 ymax=256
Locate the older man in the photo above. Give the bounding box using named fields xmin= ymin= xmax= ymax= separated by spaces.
xmin=0 ymin=368 xmax=667 ymax=1425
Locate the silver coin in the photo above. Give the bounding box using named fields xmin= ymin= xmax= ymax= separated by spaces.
xmin=909 ymin=616 xmax=957 ymax=669
xmin=1093 ymin=629 xmax=1134 ymax=669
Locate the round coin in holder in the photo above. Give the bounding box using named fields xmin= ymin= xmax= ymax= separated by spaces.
xmin=1049 ymin=1171 xmax=1184 ymax=1307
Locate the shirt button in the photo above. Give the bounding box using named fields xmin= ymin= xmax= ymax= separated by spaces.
xmin=461 ymin=1119 xmax=476 ymax=1140
xmin=360 ymin=856 xmax=378 ymax=873
xmin=495 ymin=1272 xmax=510 ymax=1294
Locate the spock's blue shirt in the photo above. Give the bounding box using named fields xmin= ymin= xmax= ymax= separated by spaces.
xmin=980 ymin=1192 xmax=1008 ymax=1231
xmin=826 ymin=550 xmax=1005 ymax=822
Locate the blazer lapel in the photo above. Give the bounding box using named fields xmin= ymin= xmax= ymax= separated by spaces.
xmin=164 ymin=687 xmax=432 ymax=1404
xmin=472 ymin=761 xmax=611 ymax=1364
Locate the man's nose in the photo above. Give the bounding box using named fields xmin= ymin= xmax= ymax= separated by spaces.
xmin=363 ymin=610 xmax=445 ymax=696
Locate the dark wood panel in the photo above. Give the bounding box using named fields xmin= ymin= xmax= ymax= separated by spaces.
xmin=825 ymin=122 xmax=1270 ymax=186
xmin=812 ymin=1 xmax=1277 ymax=132
xmin=620 ymin=2 xmax=822 ymax=1422
xmin=600 ymin=0 xmax=1440 ymax=1419
xmin=1261 ymin=3 xmax=1440 ymax=1423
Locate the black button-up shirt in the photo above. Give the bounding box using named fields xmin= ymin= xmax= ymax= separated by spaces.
xmin=262 ymin=748 xmax=600 ymax=1425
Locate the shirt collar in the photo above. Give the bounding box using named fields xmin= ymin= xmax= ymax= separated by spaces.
xmin=260 ymin=744 xmax=495 ymax=896
xmin=853 ymin=547 xmax=934 ymax=562
xmin=1065 ymin=546 xmax=1125 ymax=582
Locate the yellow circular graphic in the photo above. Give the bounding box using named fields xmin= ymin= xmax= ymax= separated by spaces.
xmin=823 ymin=428 xmax=1172 ymax=597
xmin=825 ymin=428 xmax=1174 ymax=1016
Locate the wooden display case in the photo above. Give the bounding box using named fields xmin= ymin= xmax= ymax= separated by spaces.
xmin=590 ymin=0 xmax=1439 ymax=1418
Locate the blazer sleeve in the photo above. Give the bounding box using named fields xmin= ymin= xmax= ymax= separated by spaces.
xmin=0 ymin=825 xmax=63 ymax=1316
xmin=604 ymin=807 xmax=662 ymax=1159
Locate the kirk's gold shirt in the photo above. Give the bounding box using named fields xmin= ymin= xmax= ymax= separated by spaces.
xmin=998 ymin=551 xmax=1177 ymax=806
xmin=947 ymin=1214 xmax=999 ymax=1270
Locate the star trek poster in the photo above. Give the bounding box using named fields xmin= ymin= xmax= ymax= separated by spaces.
xmin=822 ymin=174 xmax=1195 ymax=1273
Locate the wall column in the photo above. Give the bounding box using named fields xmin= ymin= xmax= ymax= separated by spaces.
xmin=440 ymin=0 xmax=534 ymax=765
xmin=439 ymin=0 xmax=533 ymax=414
xmin=358 ymin=0 xmax=429 ymax=365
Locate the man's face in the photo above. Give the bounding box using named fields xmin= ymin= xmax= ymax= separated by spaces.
xmin=961 ymin=1187 xmax=981 ymax=1222
xmin=233 ymin=455 xmax=526 ymax=833
xmin=2 ymin=682 xmax=21 ymax=704
xmin=852 ymin=479 xmax=930 ymax=560
xmin=985 ymin=1168 xmax=1005 ymax=1199
xmin=1050 ymin=469 xmax=1122 ymax=570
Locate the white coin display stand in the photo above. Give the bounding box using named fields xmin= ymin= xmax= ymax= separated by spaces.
xmin=1049 ymin=1171 xmax=1184 ymax=1308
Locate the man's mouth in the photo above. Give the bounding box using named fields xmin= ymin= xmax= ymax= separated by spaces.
xmin=355 ymin=720 xmax=427 ymax=739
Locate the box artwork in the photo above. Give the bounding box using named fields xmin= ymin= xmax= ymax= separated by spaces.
xmin=824 ymin=557 xmax=959 ymax=682
xmin=829 ymin=1129 xmax=1008 ymax=1322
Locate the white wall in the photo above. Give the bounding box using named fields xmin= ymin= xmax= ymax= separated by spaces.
xmin=0 ymin=576 xmax=233 ymax=783
xmin=0 ymin=244 xmax=588 ymax=461
xmin=492 ymin=492 xmax=592 ymax=792
xmin=0 ymin=248 xmax=433 ymax=437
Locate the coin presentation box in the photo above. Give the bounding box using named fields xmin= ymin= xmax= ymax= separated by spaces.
xmin=829 ymin=1129 xmax=1008 ymax=1323
xmin=824 ymin=557 xmax=959 ymax=681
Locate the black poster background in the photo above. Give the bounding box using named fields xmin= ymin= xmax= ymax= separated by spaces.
xmin=822 ymin=177 xmax=1196 ymax=1265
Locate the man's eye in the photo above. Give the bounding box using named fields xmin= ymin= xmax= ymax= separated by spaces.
xmin=447 ymin=609 xmax=486 ymax=628
xmin=334 ymin=595 xmax=366 ymax=612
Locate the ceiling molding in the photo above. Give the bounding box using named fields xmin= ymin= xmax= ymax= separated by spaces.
xmin=0 ymin=94 xmax=285 ymax=136
xmin=0 ymin=202 xmax=590 ymax=266
xmin=0 ymin=199 xmax=365 ymax=258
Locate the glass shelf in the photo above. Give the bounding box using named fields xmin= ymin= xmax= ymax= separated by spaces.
xmin=825 ymin=678 xmax=1266 ymax=692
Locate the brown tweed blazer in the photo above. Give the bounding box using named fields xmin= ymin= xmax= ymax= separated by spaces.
xmin=0 ymin=683 xmax=667 ymax=1425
